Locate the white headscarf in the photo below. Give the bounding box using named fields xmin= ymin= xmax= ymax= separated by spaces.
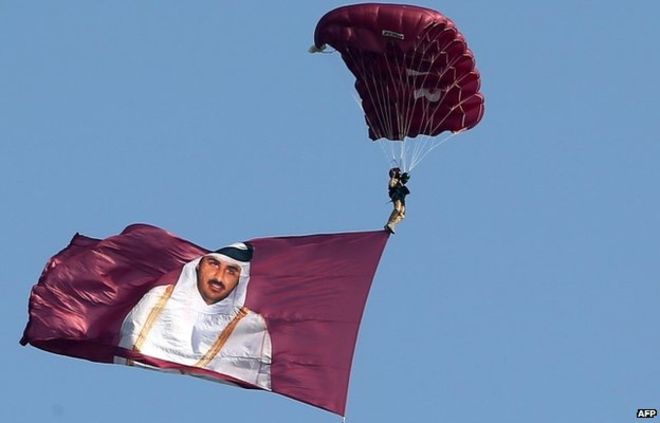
xmin=169 ymin=243 xmax=253 ymax=315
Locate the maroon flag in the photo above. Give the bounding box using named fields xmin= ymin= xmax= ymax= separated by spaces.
xmin=20 ymin=224 xmax=389 ymax=416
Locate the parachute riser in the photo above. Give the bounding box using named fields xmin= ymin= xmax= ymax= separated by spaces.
xmin=375 ymin=130 xmax=462 ymax=173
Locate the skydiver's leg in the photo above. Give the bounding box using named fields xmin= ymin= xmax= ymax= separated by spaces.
xmin=393 ymin=200 xmax=405 ymax=222
xmin=385 ymin=200 xmax=405 ymax=233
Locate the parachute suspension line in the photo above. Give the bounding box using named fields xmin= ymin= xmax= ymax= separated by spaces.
xmin=407 ymin=136 xmax=430 ymax=172
xmin=383 ymin=41 xmax=423 ymax=171
xmin=403 ymin=37 xmax=439 ymax=172
xmin=347 ymin=49 xmax=390 ymax=141
xmin=352 ymin=87 xmax=399 ymax=166
xmin=393 ymin=44 xmax=416 ymax=172
xmin=382 ymin=141 xmax=398 ymax=169
xmin=368 ymin=58 xmax=401 ymax=167
xmin=408 ymin=137 xmax=425 ymax=171
xmin=347 ymin=49 xmax=404 ymax=169
xmin=395 ymin=141 xmax=405 ymax=171
xmin=392 ymin=25 xmax=460 ymax=172
xmin=347 ymin=48 xmax=403 ymax=169
xmin=376 ymin=140 xmax=390 ymax=168
xmin=421 ymin=48 xmax=467 ymax=136
xmin=396 ymin=40 xmax=431 ymax=171
xmin=406 ymin=27 xmax=463 ymax=159
xmin=417 ymin=26 xmax=460 ymax=137
xmin=350 ymin=91 xmax=401 ymax=169
xmin=416 ymin=134 xmax=453 ymax=168
xmin=410 ymin=34 xmax=464 ymax=171
xmin=383 ymin=43 xmax=405 ymax=141
xmin=398 ymin=26 xmax=469 ymax=172
xmin=408 ymin=130 xmax=461 ymax=171
xmin=366 ymin=52 xmax=395 ymax=141
xmin=378 ymin=53 xmax=407 ymax=170
xmin=399 ymin=48 xmax=415 ymax=141
xmin=372 ymin=58 xmax=396 ymax=142
xmin=402 ymin=30 xmax=437 ymax=140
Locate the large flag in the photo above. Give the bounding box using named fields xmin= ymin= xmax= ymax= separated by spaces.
xmin=20 ymin=224 xmax=389 ymax=416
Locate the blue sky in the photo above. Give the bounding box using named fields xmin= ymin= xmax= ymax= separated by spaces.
xmin=2 ymin=1 xmax=659 ymax=422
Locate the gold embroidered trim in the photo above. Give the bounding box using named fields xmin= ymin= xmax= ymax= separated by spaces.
xmin=194 ymin=307 xmax=249 ymax=368
xmin=127 ymin=284 xmax=175 ymax=366
xmin=125 ymin=284 xmax=248 ymax=369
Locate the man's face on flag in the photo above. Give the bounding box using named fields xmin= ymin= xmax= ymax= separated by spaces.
xmin=196 ymin=255 xmax=241 ymax=305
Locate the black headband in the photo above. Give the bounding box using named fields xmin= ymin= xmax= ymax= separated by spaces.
xmin=214 ymin=243 xmax=254 ymax=262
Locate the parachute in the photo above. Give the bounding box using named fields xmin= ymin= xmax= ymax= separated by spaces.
xmin=312 ymin=3 xmax=485 ymax=171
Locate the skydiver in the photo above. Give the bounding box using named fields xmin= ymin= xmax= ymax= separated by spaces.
xmin=385 ymin=167 xmax=410 ymax=234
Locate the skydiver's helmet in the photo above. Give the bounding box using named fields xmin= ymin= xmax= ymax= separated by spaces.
xmin=400 ymin=172 xmax=410 ymax=184
xmin=389 ymin=167 xmax=401 ymax=178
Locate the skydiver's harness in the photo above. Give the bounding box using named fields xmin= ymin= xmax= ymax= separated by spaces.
xmin=388 ymin=178 xmax=410 ymax=205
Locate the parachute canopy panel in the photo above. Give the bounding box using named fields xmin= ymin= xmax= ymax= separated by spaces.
xmin=313 ymin=3 xmax=485 ymax=141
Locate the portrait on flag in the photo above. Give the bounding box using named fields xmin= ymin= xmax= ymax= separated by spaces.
xmin=115 ymin=243 xmax=272 ymax=390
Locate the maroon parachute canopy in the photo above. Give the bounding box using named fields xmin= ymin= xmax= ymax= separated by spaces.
xmin=313 ymin=3 xmax=484 ymax=141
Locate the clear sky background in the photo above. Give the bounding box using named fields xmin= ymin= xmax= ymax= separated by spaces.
xmin=2 ymin=1 xmax=659 ymax=422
